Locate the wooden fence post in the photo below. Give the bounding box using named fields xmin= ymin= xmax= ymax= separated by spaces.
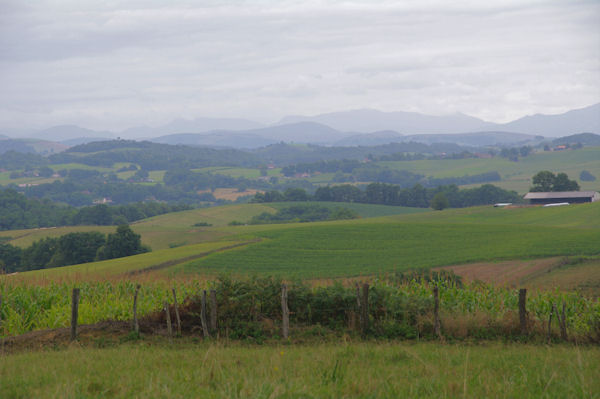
xmin=132 ymin=284 xmax=140 ymax=335
xmin=172 ymin=288 xmax=182 ymax=337
xmin=164 ymin=301 xmax=173 ymax=340
xmin=361 ymin=283 xmax=369 ymax=337
xmin=559 ymin=302 xmax=568 ymax=341
xmin=433 ymin=286 xmax=442 ymax=339
xmin=281 ymin=284 xmax=289 ymax=339
xmin=547 ymin=303 xmax=554 ymax=343
xmin=355 ymin=283 xmax=362 ymax=331
xmin=71 ymin=288 xmax=80 ymax=341
xmin=210 ymin=289 xmax=217 ymax=334
xmin=518 ymin=288 xmax=527 ymax=335
xmin=201 ymin=290 xmax=210 ymax=338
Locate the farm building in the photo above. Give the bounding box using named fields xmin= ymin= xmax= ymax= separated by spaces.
xmin=523 ymin=191 xmax=600 ymax=205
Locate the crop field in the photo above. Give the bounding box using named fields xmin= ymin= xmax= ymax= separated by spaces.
xmin=525 ymin=257 xmax=600 ymax=296
xmin=180 ymin=221 xmax=600 ymax=278
xmin=1 ymin=342 xmax=598 ymax=399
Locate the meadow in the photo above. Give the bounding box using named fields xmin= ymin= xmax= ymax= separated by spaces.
xmin=1 ymin=342 xmax=598 ymax=398
xmin=381 ymin=146 xmax=600 ymax=192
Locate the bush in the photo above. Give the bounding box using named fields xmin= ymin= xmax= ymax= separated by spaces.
xmin=580 ymin=170 xmax=596 ymax=182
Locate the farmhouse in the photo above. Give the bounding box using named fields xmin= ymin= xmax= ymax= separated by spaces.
xmin=523 ymin=191 xmax=600 ymax=205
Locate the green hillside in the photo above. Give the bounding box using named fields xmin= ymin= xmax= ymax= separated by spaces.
xmin=178 ymin=220 xmax=600 ymax=278
xmin=381 ymin=146 xmax=600 ymax=192
xmin=394 ymin=201 xmax=600 ymax=228
xmin=4 ymin=202 xmax=599 ymax=281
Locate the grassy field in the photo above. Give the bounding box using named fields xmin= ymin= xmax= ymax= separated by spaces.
xmin=6 ymin=240 xmax=248 ymax=283
xmin=1 ymin=342 xmax=598 ymax=398
xmin=0 ymin=202 xmax=428 ymax=250
xmin=394 ymin=201 xmax=600 ymax=228
xmin=380 ymin=146 xmax=600 ymax=193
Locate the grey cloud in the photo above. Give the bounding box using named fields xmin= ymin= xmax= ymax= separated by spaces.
xmin=0 ymin=0 xmax=598 ymax=130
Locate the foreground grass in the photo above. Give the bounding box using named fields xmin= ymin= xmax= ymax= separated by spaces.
xmin=1 ymin=342 xmax=598 ymax=398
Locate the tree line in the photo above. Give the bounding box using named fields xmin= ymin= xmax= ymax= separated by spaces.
xmin=244 ymin=204 xmax=359 ymax=225
xmin=0 ymin=225 xmax=148 ymax=273
xmin=0 ymin=188 xmax=192 ymax=230
xmin=251 ymin=183 xmax=522 ymax=209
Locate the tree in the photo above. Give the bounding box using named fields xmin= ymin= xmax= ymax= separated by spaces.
xmin=96 ymin=225 xmax=149 ymax=260
xmin=552 ymin=172 xmax=580 ymax=191
xmin=430 ymin=192 xmax=449 ymax=210
xmin=48 ymin=232 xmax=106 ymax=267
xmin=0 ymin=243 xmax=22 ymax=273
xmin=530 ymin=171 xmax=579 ymax=192
xmin=531 ymin=171 xmax=556 ymax=192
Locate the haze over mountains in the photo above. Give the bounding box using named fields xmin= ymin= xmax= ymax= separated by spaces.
xmin=1 ymin=103 xmax=598 ymax=150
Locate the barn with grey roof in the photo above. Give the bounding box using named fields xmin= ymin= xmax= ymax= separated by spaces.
xmin=523 ymin=191 xmax=599 ymax=205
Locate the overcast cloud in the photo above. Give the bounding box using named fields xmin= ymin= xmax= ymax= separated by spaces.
xmin=0 ymin=0 xmax=598 ymax=131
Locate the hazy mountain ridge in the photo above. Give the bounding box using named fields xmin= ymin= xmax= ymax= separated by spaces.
xmin=121 ymin=117 xmax=265 ymax=139
xmin=552 ymin=133 xmax=600 ymax=146
xmin=501 ymin=103 xmax=600 ymax=136
xmin=1 ymin=104 xmax=597 ymax=151
xmin=281 ymin=103 xmax=599 ymax=137
xmin=279 ymin=109 xmax=495 ymax=134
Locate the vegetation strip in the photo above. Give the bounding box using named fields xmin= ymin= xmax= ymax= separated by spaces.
xmin=124 ymin=239 xmax=261 ymax=275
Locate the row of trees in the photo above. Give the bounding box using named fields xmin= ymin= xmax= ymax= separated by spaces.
xmin=280 ymin=159 xmax=501 ymax=188
xmin=0 ymin=225 xmax=148 ymax=273
xmin=0 ymin=188 xmax=192 ymax=230
xmin=247 ymin=204 xmax=358 ymax=225
xmin=251 ymin=183 xmax=522 ymax=209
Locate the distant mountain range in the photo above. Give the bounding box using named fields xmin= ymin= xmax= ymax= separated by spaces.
xmin=279 ymin=103 xmax=600 ymax=136
xmin=279 ymin=109 xmax=495 ymax=134
xmin=0 ymin=103 xmax=598 ymax=150
xmin=121 ymin=117 xmax=264 ymax=139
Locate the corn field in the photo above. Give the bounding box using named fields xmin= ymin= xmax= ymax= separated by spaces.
xmin=1 ymin=277 xmax=599 ymax=342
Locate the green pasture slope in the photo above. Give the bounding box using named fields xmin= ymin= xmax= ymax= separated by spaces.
xmin=178 ymin=202 xmax=600 ymax=278
xmin=14 ymin=240 xmax=247 ymax=281
xmin=380 ymin=146 xmax=600 ymax=192
xmin=0 ymin=202 xmax=424 ymax=250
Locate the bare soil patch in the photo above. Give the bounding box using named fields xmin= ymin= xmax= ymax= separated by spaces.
xmin=198 ymin=188 xmax=262 ymax=201
xmin=433 ymin=257 xmax=562 ymax=287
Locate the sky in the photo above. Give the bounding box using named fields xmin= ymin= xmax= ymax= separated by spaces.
xmin=0 ymin=0 xmax=599 ymax=131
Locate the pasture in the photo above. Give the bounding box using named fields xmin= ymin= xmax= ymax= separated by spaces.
xmin=1 ymin=342 xmax=598 ymax=398
xmin=381 ymin=146 xmax=600 ymax=192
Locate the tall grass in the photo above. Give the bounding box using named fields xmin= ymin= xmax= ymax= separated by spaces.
xmin=1 ymin=342 xmax=598 ymax=398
